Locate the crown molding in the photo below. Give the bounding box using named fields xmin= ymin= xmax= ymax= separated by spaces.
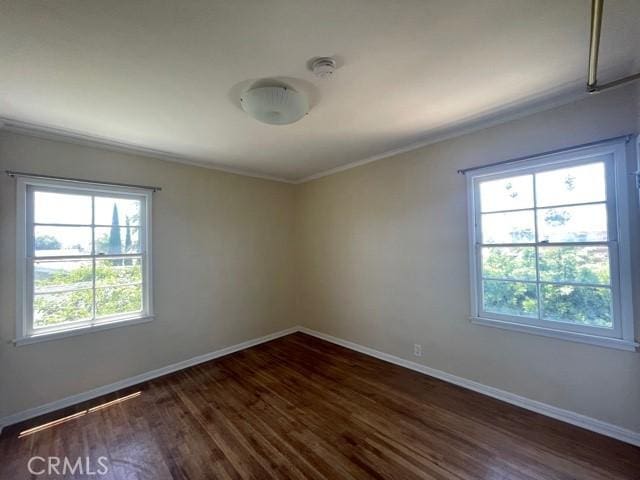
xmin=295 ymin=79 xmax=628 ymax=183
xmin=0 ymin=118 xmax=296 ymax=184
xmin=2 ymin=80 xmax=631 ymax=186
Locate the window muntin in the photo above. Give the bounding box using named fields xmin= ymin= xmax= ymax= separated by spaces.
xmin=18 ymin=180 xmax=152 ymax=340
xmin=468 ymin=143 xmax=635 ymax=348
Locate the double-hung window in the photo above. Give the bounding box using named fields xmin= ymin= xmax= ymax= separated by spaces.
xmin=467 ymin=140 xmax=636 ymax=350
xmin=16 ymin=177 xmax=153 ymax=345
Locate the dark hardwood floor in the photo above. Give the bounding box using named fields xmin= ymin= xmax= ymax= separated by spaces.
xmin=1 ymin=332 xmax=638 ymax=479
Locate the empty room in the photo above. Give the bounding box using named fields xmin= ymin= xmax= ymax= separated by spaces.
xmin=1 ymin=0 xmax=639 ymax=478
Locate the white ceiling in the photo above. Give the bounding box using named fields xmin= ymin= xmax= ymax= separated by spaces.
xmin=1 ymin=0 xmax=639 ymax=181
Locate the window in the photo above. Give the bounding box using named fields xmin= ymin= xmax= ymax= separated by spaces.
xmin=16 ymin=177 xmax=153 ymax=345
xmin=467 ymin=140 xmax=636 ymax=350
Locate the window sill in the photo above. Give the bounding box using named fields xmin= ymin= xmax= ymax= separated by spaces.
xmin=13 ymin=315 xmax=155 ymax=346
xmin=470 ymin=316 xmax=638 ymax=351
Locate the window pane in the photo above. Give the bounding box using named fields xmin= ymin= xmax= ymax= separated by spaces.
xmin=479 ymin=175 xmax=533 ymax=212
xmin=481 ymin=211 xmax=535 ymax=244
xmin=96 ymin=285 xmax=142 ymax=318
xmin=34 ymin=191 xmax=92 ymax=225
xmin=537 ymin=204 xmax=607 ymax=242
xmin=535 ymin=162 xmax=606 ymax=207
xmin=34 ymin=260 xmax=93 ymax=293
xmin=34 ymin=226 xmax=92 ymax=257
xmin=482 ymin=280 xmax=538 ymax=317
xmin=95 ymin=227 xmax=141 ymax=255
xmin=539 ymin=246 xmax=610 ymax=285
xmin=33 ymin=289 xmax=93 ymax=328
xmin=541 ymin=284 xmax=612 ymax=328
xmin=96 ymin=257 xmax=142 ymax=286
xmin=482 ymin=247 xmax=536 ymax=281
xmin=95 ymin=197 xmax=141 ymax=226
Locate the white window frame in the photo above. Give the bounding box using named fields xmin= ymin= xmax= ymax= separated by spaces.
xmin=15 ymin=177 xmax=154 ymax=346
xmin=467 ymin=140 xmax=637 ymax=351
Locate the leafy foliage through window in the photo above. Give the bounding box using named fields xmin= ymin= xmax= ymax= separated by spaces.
xmin=477 ymin=162 xmax=612 ymax=328
xmin=468 ymin=142 xmax=636 ymax=349
xmin=18 ymin=180 xmax=152 ymax=339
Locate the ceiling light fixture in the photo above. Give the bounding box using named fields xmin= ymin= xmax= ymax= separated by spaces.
xmin=240 ymin=86 xmax=309 ymax=125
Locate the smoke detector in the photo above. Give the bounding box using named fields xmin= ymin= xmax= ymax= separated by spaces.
xmin=311 ymin=57 xmax=337 ymax=79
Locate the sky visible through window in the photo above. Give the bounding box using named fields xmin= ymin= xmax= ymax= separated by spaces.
xmin=479 ymin=162 xmax=607 ymax=242
xmin=34 ymin=192 xmax=141 ymax=256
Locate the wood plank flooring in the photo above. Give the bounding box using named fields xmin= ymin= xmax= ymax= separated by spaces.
xmin=1 ymin=332 xmax=638 ymax=479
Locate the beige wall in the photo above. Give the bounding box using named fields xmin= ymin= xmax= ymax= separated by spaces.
xmin=0 ymin=131 xmax=295 ymax=418
xmin=1 ymin=85 xmax=639 ymax=434
xmin=294 ymin=85 xmax=640 ymax=433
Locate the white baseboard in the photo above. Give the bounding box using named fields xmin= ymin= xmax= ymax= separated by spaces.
xmin=0 ymin=326 xmax=298 ymax=432
xmin=298 ymin=327 xmax=640 ymax=447
xmin=2 ymin=325 xmax=639 ymax=448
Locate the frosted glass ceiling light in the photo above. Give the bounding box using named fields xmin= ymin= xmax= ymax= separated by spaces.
xmin=240 ymin=86 xmax=309 ymax=125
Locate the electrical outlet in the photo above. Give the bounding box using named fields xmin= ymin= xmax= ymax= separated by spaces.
xmin=413 ymin=344 xmax=422 ymax=357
